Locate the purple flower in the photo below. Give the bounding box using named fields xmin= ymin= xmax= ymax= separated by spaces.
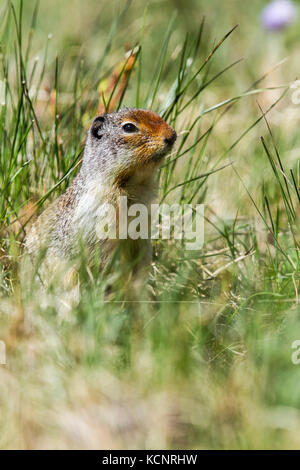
xmin=261 ymin=0 xmax=297 ymax=31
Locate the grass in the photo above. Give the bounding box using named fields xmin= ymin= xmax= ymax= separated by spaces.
xmin=1 ymin=0 xmax=300 ymax=449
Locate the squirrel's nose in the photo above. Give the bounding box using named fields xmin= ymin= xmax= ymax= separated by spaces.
xmin=164 ymin=130 xmax=177 ymax=146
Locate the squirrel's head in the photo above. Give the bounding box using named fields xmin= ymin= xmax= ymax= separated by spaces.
xmin=81 ymin=108 xmax=176 ymax=187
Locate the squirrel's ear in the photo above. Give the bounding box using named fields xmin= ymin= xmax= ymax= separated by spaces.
xmin=91 ymin=115 xmax=106 ymax=139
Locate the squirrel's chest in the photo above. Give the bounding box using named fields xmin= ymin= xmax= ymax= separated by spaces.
xmin=72 ymin=183 xmax=111 ymax=241
xmin=72 ymin=176 xmax=155 ymax=249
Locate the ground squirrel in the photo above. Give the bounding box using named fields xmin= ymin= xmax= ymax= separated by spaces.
xmin=25 ymin=108 xmax=177 ymax=284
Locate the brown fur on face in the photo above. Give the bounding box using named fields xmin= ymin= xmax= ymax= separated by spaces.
xmin=117 ymin=109 xmax=177 ymax=166
xmin=102 ymin=109 xmax=177 ymax=191
xmin=83 ymin=108 xmax=176 ymax=188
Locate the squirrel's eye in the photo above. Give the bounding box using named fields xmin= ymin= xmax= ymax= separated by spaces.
xmin=122 ymin=123 xmax=138 ymax=133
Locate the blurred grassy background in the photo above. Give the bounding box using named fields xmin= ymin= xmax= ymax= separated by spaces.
xmin=1 ymin=0 xmax=300 ymax=449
